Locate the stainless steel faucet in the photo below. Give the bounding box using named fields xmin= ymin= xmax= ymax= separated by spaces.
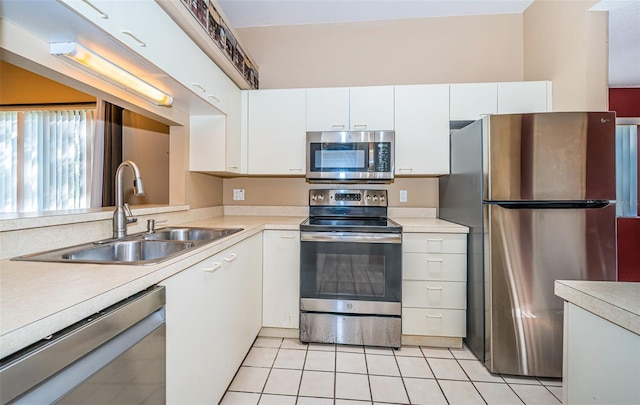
xmin=113 ymin=160 xmax=146 ymax=239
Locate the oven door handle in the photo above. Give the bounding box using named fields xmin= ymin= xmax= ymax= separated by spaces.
xmin=300 ymin=232 xmax=402 ymax=244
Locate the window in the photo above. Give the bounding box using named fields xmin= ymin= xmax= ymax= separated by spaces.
xmin=0 ymin=108 xmax=96 ymax=213
xmin=616 ymin=125 xmax=639 ymax=217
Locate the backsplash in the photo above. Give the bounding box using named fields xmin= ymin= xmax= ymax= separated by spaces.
xmin=222 ymin=177 xmax=439 ymax=207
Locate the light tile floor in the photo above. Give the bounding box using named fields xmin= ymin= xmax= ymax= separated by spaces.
xmin=221 ymin=337 xmax=562 ymax=405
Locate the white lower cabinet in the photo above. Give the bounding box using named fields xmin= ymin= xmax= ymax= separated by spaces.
xmin=402 ymin=308 xmax=467 ymax=337
xmin=161 ymin=233 xmax=262 ymax=404
xmin=262 ymin=230 xmax=300 ymax=329
xmin=402 ymin=232 xmax=467 ymax=338
xmin=563 ymin=302 xmax=640 ymax=404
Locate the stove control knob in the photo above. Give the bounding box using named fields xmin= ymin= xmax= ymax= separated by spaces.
xmin=318 ymin=194 xmax=324 ymax=201
xmin=373 ymin=195 xmax=379 ymax=202
xmin=311 ymin=194 xmax=317 ymax=201
xmin=380 ymin=194 xmax=386 ymax=202
xmin=366 ymin=195 xmax=372 ymax=202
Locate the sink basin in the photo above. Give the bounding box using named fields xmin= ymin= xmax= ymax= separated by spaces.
xmin=143 ymin=227 xmax=243 ymax=241
xmin=62 ymin=240 xmax=195 ymax=264
xmin=13 ymin=226 xmax=244 ymax=265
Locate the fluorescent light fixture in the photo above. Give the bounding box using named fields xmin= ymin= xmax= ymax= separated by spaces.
xmin=50 ymin=42 xmax=173 ymax=106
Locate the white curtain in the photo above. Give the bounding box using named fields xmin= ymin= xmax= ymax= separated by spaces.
xmin=0 ymin=108 xmax=96 ymax=213
xmin=0 ymin=112 xmax=18 ymax=213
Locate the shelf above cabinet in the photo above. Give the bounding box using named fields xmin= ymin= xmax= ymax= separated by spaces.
xmin=157 ymin=0 xmax=259 ymax=90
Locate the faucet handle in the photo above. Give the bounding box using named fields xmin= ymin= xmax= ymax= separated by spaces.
xmin=124 ymin=203 xmax=137 ymax=224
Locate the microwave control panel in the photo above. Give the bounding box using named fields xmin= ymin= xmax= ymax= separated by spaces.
xmin=376 ymin=143 xmax=391 ymax=172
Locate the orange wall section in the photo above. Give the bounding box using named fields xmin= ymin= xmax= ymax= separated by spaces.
xmin=0 ymin=60 xmax=95 ymax=105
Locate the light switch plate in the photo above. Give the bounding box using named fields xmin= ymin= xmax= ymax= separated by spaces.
xmin=400 ymin=190 xmax=408 ymax=202
xmin=233 ymin=189 xmax=245 ymax=201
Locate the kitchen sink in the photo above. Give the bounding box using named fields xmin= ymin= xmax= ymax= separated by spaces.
xmin=62 ymin=240 xmax=195 ymax=263
xmin=143 ymin=227 xmax=242 ymax=241
xmin=13 ymin=227 xmax=244 ymax=265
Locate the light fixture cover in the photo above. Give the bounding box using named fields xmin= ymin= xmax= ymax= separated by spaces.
xmin=50 ymin=42 xmax=173 ymax=106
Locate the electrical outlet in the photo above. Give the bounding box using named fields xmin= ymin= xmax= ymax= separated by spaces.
xmin=233 ymin=189 xmax=245 ymax=201
xmin=400 ymin=190 xmax=408 ymax=202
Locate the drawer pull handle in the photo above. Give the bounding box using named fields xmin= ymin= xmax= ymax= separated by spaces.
xmin=331 ymin=124 xmax=346 ymax=129
xmin=289 ymin=168 xmax=303 ymax=172
xmin=228 ymin=166 xmax=239 ymax=169
xmin=224 ymin=253 xmax=237 ymax=262
xmin=81 ymin=0 xmax=109 ymax=19
xmin=208 ymin=95 xmax=220 ymax=102
xmin=121 ymin=30 xmax=146 ymax=47
xmin=204 ymin=262 xmax=222 ymax=272
xmin=353 ymin=124 xmax=367 ymax=129
xmin=281 ymin=235 xmax=295 ymax=239
xmin=426 ymin=314 xmax=443 ymax=319
xmin=426 ymin=286 xmax=443 ymax=291
xmin=426 ymin=258 xmax=444 ymax=263
xmin=427 ymin=238 xmax=443 ymax=242
xmin=398 ymin=168 xmax=413 ymax=172
xmin=192 ymin=83 xmax=206 ymax=93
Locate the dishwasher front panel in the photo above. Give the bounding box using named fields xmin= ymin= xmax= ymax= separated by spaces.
xmin=0 ymin=286 xmax=165 ymax=405
xmin=57 ymin=323 xmax=165 ymax=404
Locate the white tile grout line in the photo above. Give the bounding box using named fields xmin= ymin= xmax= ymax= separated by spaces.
xmin=224 ymin=338 xmax=563 ymax=405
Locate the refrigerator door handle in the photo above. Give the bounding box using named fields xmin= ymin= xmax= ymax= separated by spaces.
xmin=491 ymin=201 xmax=613 ymax=209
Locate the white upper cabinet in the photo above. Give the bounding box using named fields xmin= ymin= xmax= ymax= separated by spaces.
xmin=58 ymin=0 xmax=112 ymax=32
xmin=224 ymin=88 xmax=246 ymax=173
xmin=394 ymin=84 xmax=450 ymax=175
xmin=108 ymin=0 xmax=233 ymax=113
xmin=450 ymin=83 xmax=498 ymax=121
xmin=189 ymin=115 xmax=226 ymax=173
xmin=247 ymin=89 xmax=307 ymax=175
xmin=497 ymin=81 xmax=552 ymax=113
xmin=306 ymin=86 xmax=394 ymax=131
xmin=349 ymin=86 xmax=395 ymax=131
xmin=451 ymin=81 xmax=552 ymax=121
xmin=306 ymin=88 xmax=350 ymax=131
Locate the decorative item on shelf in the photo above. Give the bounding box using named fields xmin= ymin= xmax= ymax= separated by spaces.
xmin=206 ymin=1 xmax=222 ymax=43
xmin=180 ymin=0 xmax=259 ymax=89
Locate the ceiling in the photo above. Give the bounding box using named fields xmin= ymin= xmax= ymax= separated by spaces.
xmin=217 ymin=0 xmax=640 ymax=87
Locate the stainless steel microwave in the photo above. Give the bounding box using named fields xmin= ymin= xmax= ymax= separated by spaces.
xmin=306 ymin=131 xmax=395 ymax=182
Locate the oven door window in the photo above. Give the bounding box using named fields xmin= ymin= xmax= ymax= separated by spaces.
xmin=309 ymin=142 xmax=370 ymax=172
xmin=300 ymin=239 xmax=401 ymax=302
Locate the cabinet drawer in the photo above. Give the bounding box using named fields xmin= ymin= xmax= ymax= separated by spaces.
xmin=403 ymin=281 xmax=466 ymax=309
xmin=403 ymin=253 xmax=466 ymax=281
xmin=403 ymin=233 xmax=466 ymax=254
xmin=402 ymin=308 xmax=466 ymax=337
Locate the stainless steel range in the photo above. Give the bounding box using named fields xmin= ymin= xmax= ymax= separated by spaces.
xmin=299 ymin=189 xmax=402 ymax=348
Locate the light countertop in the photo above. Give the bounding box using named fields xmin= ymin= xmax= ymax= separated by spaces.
xmin=394 ymin=218 xmax=469 ymax=233
xmin=0 ymin=215 xmax=467 ymax=358
xmin=555 ymin=280 xmax=640 ymax=335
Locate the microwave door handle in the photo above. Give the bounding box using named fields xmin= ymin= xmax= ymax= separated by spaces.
xmin=369 ymin=142 xmax=375 ymax=172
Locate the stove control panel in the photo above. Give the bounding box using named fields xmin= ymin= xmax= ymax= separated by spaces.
xmin=309 ymin=189 xmax=388 ymax=206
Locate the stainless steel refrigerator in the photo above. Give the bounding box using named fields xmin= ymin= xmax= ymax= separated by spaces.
xmin=439 ymin=112 xmax=617 ymax=378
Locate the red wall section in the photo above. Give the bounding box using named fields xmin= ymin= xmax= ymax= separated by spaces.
xmin=609 ymin=88 xmax=640 ymax=117
xmin=617 ymin=217 xmax=640 ymax=282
